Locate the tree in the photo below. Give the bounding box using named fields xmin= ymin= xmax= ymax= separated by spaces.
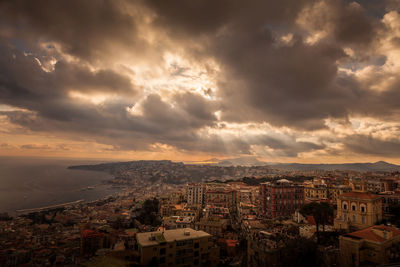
xmin=138 ymin=198 xmax=161 ymax=227
xmin=387 ymin=202 xmax=400 ymax=227
xmin=300 ymin=202 xmax=334 ymax=244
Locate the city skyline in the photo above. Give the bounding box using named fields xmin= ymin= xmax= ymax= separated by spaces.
xmin=1 ymin=0 xmax=400 ymax=163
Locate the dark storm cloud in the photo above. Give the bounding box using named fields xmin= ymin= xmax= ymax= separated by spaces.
xmin=0 ymin=0 xmax=142 ymax=60
xmin=0 ymin=45 xmax=224 ymax=152
xmin=173 ymin=92 xmax=217 ymax=122
xmin=146 ymin=0 xmax=317 ymax=37
xmin=333 ymin=2 xmax=376 ymax=45
xmin=343 ymin=134 xmax=400 ymax=157
xmin=208 ymin=0 xmax=392 ymax=130
xmin=215 ymin=35 xmax=354 ymax=130
xmin=246 ymin=134 xmax=325 ymax=157
xmin=0 ymin=45 xmax=136 ymax=121
xmin=1 ymin=0 xmax=400 ymax=158
xmin=145 ymin=0 xmax=400 ymax=131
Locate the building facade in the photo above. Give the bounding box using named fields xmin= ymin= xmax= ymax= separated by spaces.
xmin=260 ymin=179 xmax=304 ymax=218
xmin=379 ymin=190 xmax=400 ymax=216
xmin=327 ymin=185 xmax=352 ymax=205
xmin=186 ymin=184 xmax=205 ymax=207
xmin=205 ymin=189 xmax=237 ymax=210
xmin=334 ymin=191 xmax=382 ymax=231
xmin=339 ymin=225 xmax=400 ymax=267
xmin=304 ymin=184 xmax=328 ymax=202
xmin=136 ymin=228 xmax=219 ymax=267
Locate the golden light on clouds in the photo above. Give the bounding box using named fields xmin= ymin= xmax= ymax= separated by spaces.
xmin=1 ymin=0 xmax=400 ymax=163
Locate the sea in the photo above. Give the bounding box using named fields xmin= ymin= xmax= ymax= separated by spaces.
xmin=0 ymin=157 xmax=122 ymax=215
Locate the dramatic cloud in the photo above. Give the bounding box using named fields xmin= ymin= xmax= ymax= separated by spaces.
xmin=0 ymin=0 xmax=144 ymax=61
xmin=1 ymin=0 xmax=400 ymax=162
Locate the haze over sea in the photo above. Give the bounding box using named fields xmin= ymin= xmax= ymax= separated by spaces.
xmin=0 ymin=157 xmax=121 ymax=215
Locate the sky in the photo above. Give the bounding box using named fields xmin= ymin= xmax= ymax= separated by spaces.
xmin=1 ymin=0 xmax=400 ymax=163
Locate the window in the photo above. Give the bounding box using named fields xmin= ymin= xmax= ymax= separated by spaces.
xmin=352 ymin=205 xmax=356 ymax=211
xmin=352 ymin=215 xmax=356 ymax=222
xmin=362 ymin=216 xmax=365 ymax=224
xmin=160 ymin=257 xmax=166 ymax=264
xmin=343 ymin=203 xmax=347 ymax=210
xmin=194 ymin=242 xmax=199 ymax=249
xmin=361 ymin=205 xmax=366 ymax=213
xmin=160 ymin=248 xmax=166 ymax=255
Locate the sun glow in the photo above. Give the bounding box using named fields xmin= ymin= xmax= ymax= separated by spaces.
xmin=68 ymin=91 xmax=108 ymax=105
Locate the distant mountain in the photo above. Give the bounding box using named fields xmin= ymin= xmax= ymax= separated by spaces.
xmin=268 ymin=161 xmax=400 ymax=172
xmin=197 ymin=158 xmax=400 ymax=172
xmin=212 ymin=157 xmax=267 ymax=166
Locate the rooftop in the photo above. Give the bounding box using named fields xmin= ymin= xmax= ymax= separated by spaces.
xmin=341 ymin=191 xmax=382 ymax=200
xmin=136 ymin=228 xmax=210 ymax=247
xmin=81 ymin=229 xmax=104 ymax=238
xmin=344 ymin=225 xmax=400 ymax=243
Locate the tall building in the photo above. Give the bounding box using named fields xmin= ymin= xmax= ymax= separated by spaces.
xmin=186 ymin=183 xmax=205 ymax=207
xmin=334 ymin=191 xmax=383 ymax=231
xmin=339 ymin=225 xmax=400 ymax=267
xmin=135 ymin=228 xmax=219 ymax=267
xmin=260 ymin=179 xmax=304 ymax=218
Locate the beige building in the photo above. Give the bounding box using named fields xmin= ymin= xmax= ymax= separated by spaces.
xmin=304 ymin=184 xmax=328 ymax=201
xmin=136 ymin=228 xmax=219 ymax=267
xmin=327 ymin=185 xmax=352 ymax=204
xmin=334 ymin=191 xmax=382 ymax=231
xmin=339 ymin=225 xmax=400 ymax=267
xmin=186 ymin=184 xmax=205 ymax=207
xmin=194 ymin=217 xmax=228 ymax=237
xmin=206 ymin=189 xmax=237 ymax=210
xmin=160 ymin=204 xmax=183 ymax=217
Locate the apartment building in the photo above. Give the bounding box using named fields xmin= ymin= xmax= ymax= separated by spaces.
xmin=136 ymin=228 xmax=219 ymax=267
xmin=260 ymin=179 xmax=304 ymax=218
xmin=186 ymin=184 xmax=205 ymax=207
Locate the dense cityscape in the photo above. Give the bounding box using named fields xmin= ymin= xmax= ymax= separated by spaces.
xmin=1 ymin=160 xmax=400 ymax=266
xmin=2 ymin=0 xmax=400 ymax=266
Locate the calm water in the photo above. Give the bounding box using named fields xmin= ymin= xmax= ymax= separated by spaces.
xmin=0 ymin=157 xmax=121 ymax=214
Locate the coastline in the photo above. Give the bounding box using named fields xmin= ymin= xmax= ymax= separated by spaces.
xmin=11 ymin=185 xmax=128 ymax=217
xmin=0 ymin=157 xmax=124 ymax=216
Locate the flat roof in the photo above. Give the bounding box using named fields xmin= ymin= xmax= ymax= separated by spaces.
xmin=137 ymin=228 xmax=211 ymax=247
